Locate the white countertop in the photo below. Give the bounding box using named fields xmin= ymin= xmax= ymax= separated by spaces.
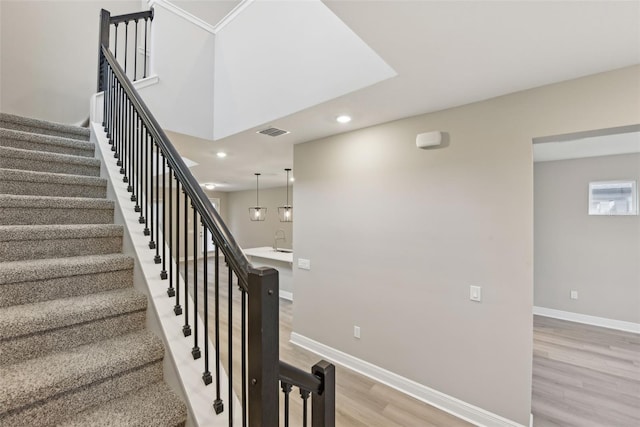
xmin=244 ymin=246 xmax=293 ymax=263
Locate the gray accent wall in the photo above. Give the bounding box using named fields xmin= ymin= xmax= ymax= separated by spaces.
xmin=227 ymin=186 xmax=293 ymax=250
xmin=535 ymin=153 xmax=640 ymax=323
xmin=291 ymin=65 xmax=640 ymax=425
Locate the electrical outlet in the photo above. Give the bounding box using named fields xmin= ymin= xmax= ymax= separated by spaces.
xmin=570 ymin=290 xmax=578 ymax=300
xmin=353 ymin=326 xmax=361 ymax=339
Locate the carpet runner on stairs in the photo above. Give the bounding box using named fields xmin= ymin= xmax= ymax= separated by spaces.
xmin=0 ymin=113 xmax=187 ymax=427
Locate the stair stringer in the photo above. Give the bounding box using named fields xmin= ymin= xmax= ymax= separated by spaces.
xmin=91 ymin=121 xmax=242 ymax=427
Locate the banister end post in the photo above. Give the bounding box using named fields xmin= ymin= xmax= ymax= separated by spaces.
xmin=248 ymin=267 xmax=279 ymax=427
xmin=312 ymin=360 xmax=336 ymax=427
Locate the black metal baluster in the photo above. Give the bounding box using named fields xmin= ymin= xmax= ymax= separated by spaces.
xmin=161 ymin=152 xmax=168 ymax=280
xmin=192 ymin=207 xmax=200 ymax=359
xmin=301 ymin=389 xmax=310 ymax=427
xmin=112 ymin=80 xmax=119 ymax=154
xmin=123 ymin=100 xmax=130 ymax=185
xmin=114 ymin=23 xmax=118 ymax=60
xmin=183 ymin=192 xmax=191 ymax=336
xmin=149 ymin=143 xmax=156 ymax=248
xmin=143 ymin=17 xmax=148 ymax=78
xmin=153 ymin=146 xmax=160 ymax=262
xmin=228 ymin=265 xmax=233 ymax=427
xmin=142 ymin=130 xmax=149 ymax=228
xmin=167 ymin=162 xmax=175 ymax=293
xmin=126 ymin=103 xmax=133 ymax=191
xmin=117 ymin=84 xmax=123 ymax=164
xmin=174 ymin=178 xmax=182 ymax=316
xmin=124 ymin=21 xmax=128 ymax=76
xmin=134 ymin=19 xmax=138 ymax=81
xmin=202 ymin=226 xmax=212 ymax=385
xmin=134 ymin=116 xmax=141 ymax=212
xmin=213 ymin=245 xmax=223 ymax=413
xmin=282 ymin=382 xmax=292 ymax=427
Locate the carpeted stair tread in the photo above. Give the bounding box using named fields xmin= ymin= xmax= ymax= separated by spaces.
xmin=57 ymin=382 xmax=187 ymax=427
xmin=0 ymin=287 xmax=146 ymax=340
xmin=0 ymin=194 xmax=114 ymax=225
xmin=0 ymin=112 xmax=90 ymax=141
xmin=0 ymin=223 xmax=123 ymax=241
xmin=0 ymin=146 xmax=100 ymax=176
xmin=0 ymin=254 xmax=133 ymax=286
xmin=0 ymin=168 xmax=107 ymax=198
xmin=0 ymin=329 xmax=164 ymax=415
xmin=0 ymin=128 xmax=94 ymax=157
xmin=0 ymin=254 xmax=134 ymax=307
xmin=0 ymin=224 xmax=124 ymax=261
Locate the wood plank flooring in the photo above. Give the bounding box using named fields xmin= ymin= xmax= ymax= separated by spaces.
xmin=532 ymin=315 xmax=640 ymax=427
xmin=178 ymin=258 xmax=640 ymax=426
xmin=180 ymin=258 xmax=472 ymax=426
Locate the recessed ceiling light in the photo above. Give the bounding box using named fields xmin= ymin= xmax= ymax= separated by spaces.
xmin=204 ymin=183 xmax=216 ymax=190
xmin=290 ymin=176 xmax=295 ymax=182
xmin=216 ymin=151 xmax=227 ymax=158
xmin=336 ymin=115 xmax=352 ymax=124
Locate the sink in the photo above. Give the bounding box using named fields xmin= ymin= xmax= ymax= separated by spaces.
xmin=274 ymin=248 xmax=293 ymax=253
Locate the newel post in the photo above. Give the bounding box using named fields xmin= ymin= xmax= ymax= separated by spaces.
xmin=247 ymin=267 xmax=279 ymax=427
xmin=97 ymin=9 xmax=111 ymax=92
xmin=312 ymin=360 xmax=336 ymax=427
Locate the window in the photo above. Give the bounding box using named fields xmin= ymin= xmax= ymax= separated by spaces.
xmin=588 ymin=180 xmax=638 ymax=215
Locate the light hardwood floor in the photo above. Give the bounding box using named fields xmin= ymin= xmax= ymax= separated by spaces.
xmin=180 ymin=258 xmax=472 ymax=426
xmin=532 ymin=315 xmax=640 ymax=427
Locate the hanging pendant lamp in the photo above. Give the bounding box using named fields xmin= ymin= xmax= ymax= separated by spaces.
xmin=278 ymin=168 xmax=293 ymax=222
xmin=249 ymin=173 xmax=266 ymax=221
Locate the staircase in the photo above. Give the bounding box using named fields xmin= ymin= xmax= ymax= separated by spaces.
xmin=0 ymin=113 xmax=187 ymax=426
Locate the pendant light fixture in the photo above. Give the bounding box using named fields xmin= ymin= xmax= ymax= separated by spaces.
xmin=249 ymin=173 xmax=266 ymax=221
xmin=278 ymin=168 xmax=293 ymax=222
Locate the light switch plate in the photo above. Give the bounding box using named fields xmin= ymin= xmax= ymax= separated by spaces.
xmin=298 ymin=258 xmax=311 ymax=270
xmin=470 ymin=285 xmax=482 ymax=302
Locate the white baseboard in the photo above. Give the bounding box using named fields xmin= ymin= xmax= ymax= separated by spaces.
xmin=279 ymin=290 xmax=293 ymax=301
xmin=290 ymin=333 xmax=527 ymax=427
xmin=533 ymin=306 xmax=640 ymax=334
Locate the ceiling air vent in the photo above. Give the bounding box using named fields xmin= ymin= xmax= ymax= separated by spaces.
xmin=257 ymin=127 xmax=290 ymax=137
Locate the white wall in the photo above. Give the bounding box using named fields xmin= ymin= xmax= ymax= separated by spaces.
xmin=227 ymin=186 xmax=293 ymax=250
xmin=137 ymin=2 xmax=215 ymax=140
xmin=291 ymin=65 xmax=640 ymax=426
xmin=0 ymin=0 xmax=142 ymax=123
xmin=534 ymin=153 xmax=640 ymax=323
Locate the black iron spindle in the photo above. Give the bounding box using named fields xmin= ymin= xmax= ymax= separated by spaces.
xmin=183 ymin=192 xmax=191 ymax=336
xmin=134 ymin=19 xmax=138 ymax=81
xmin=161 ymin=152 xmax=168 ymax=280
xmin=192 ymin=208 xmax=200 ymax=359
xmin=174 ymin=178 xmax=182 ymax=316
xmin=202 ymin=227 xmax=212 ymax=385
xmin=168 ymin=164 xmax=175 ymax=294
xmin=154 ymin=145 xmax=161 ymax=262
xmin=124 ymin=21 xmax=128 ymax=75
xmin=134 ymin=116 xmax=141 ymax=212
xmin=149 ymin=143 xmax=156 ymax=248
xmin=114 ymin=23 xmax=118 ymax=60
xmin=301 ymin=389 xmax=310 ymax=427
xmin=213 ymin=245 xmax=223 ymax=414
xmin=282 ymin=382 xmax=292 ymax=427
xmin=143 ymin=17 xmax=148 ymax=78
xmin=142 ymin=129 xmax=149 ymax=228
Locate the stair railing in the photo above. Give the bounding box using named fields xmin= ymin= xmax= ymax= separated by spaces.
xmin=97 ymin=9 xmax=334 ymax=427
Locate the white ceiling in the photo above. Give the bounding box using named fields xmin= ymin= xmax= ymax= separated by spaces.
xmin=168 ymin=0 xmax=640 ymax=191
